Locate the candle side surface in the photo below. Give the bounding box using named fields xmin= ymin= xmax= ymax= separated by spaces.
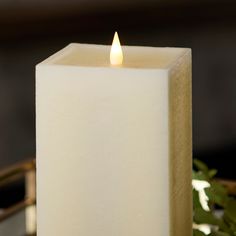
xmin=169 ymin=49 xmax=192 ymax=236
xmin=36 ymin=44 xmax=192 ymax=236
xmin=36 ymin=67 xmax=170 ymax=236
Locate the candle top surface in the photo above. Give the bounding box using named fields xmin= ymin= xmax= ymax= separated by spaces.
xmin=39 ymin=43 xmax=190 ymax=69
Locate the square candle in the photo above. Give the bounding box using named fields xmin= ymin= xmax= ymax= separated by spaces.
xmin=36 ymin=43 xmax=192 ymax=236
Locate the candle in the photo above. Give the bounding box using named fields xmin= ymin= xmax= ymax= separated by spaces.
xmin=36 ymin=33 xmax=192 ymax=236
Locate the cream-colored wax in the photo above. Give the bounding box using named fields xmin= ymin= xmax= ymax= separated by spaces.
xmin=36 ymin=44 xmax=192 ymax=236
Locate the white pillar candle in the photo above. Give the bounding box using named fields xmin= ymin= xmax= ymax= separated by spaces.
xmin=36 ymin=35 xmax=192 ymax=236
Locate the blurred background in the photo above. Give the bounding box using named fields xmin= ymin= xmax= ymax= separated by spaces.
xmin=0 ymin=0 xmax=236 ymax=213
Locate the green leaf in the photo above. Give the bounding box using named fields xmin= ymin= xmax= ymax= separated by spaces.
xmin=222 ymin=213 xmax=236 ymax=235
xmin=194 ymin=208 xmax=232 ymax=233
xmin=225 ymin=198 xmax=236 ymax=224
xmin=192 ymin=159 xmax=236 ymax=235
xmin=210 ymin=231 xmax=231 ymax=236
xmin=208 ymin=169 xmax=218 ymax=178
xmin=211 ymin=182 xmax=227 ymax=195
xmin=193 ymin=169 xmax=208 ymax=181
xmin=194 ymin=159 xmax=209 ymax=173
xmin=205 ymin=182 xmax=228 ymax=207
xmin=193 ymin=229 xmax=207 ymax=236
xmin=194 ymin=208 xmax=220 ymax=225
xmin=193 ymin=188 xmax=203 ymax=210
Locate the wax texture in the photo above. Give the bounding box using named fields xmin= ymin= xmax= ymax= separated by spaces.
xmin=36 ymin=44 xmax=192 ymax=236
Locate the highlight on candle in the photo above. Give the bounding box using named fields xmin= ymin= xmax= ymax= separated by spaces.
xmin=110 ymin=32 xmax=123 ymax=66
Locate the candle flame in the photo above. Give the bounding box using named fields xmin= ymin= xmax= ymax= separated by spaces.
xmin=110 ymin=32 xmax=123 ymax=66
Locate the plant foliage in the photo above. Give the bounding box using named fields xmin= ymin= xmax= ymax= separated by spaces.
xmin=193 ymin=159 xmax=236 ymax=235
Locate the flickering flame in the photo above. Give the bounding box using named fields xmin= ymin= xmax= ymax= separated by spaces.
xmin=110 ymin=32 xmax=123 ymax=66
